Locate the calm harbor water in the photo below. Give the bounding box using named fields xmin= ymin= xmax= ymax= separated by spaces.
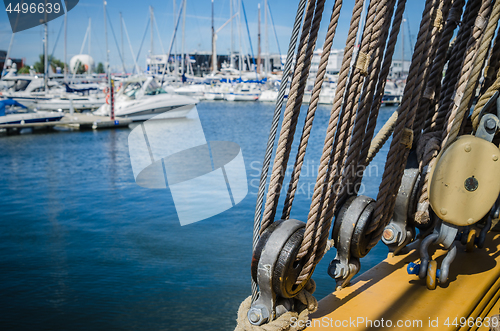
xmin=0 ymin=101 xmax=396 ymax=330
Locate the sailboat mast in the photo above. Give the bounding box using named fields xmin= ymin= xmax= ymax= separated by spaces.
xmin=212 ymin=0 xmax=216 ymax=72
xmin=230 ymin=0 xmax=233 ymax=69
xmin=64 ymin=9 xmax=67 ymax=81
xmin=265 ymin=0 xmax=268 ymax=75
xmin=103 ymin=1 xmax=110 ymax=83
xmin=120 ymin=12 xmax=125 ymax=74
xmin=257 ymin=3 xmax=261 ymax=74
xmin=173 ymin=0 xmax=177 ymax=77
xmin=150 ymin=6 xmax=154 ymax=58
xmin=88 ymin=17 xmax=91 ymax=74
xmin=238 ymin=0 xmax=242 ymax=72
xmin=181 ymin=0 xmax=187 ymax=76
xmin=44 ymin=22 xmax=48 ymax=91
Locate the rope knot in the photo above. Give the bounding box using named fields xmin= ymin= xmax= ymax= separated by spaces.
xmin=432 ymin=9 xmax=444 ymax=29
xmin=422 ymin=86 xmax=436 ymax=101
xmin=447 ymin=7 xmax=462 ymax=24
xmin=401 ymin=128 xmax=414 ymax=149
xmin=474 ymin=15 xmax=487 ymax=31
xmin=355 ymin=51 xmax=370 ymax=76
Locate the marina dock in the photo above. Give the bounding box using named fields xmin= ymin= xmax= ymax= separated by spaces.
xmin=0 ymin=113 xmax=132 ymax=135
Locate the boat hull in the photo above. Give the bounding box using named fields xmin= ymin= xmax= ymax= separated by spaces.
xmin=225 ymin=93 xmax=260 ymax=101
xmin=0 ymin=111 xmax=64 ymax=125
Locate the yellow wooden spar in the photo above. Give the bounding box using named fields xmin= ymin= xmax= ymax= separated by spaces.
xmin=307 ymin=232 xmax=500 ymax=331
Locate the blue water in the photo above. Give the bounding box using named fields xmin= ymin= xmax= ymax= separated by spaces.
xmin=0 ymin=101 xmax=396 ymax=330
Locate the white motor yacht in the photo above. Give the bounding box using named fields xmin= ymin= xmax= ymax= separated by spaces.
xmin=224 ymin=83 xmax=261 ymax=101
xmin=1 ymin=76 xmax=105 ymax=111
xmin=0 ymin=99 xmax=64 ymax=125
xmin=174 ymin=84 xmax=206 ymax=100
xmin=94 ymin=76 xmax=198 ymax=121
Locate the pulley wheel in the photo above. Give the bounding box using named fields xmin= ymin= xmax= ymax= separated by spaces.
xmin=332 ymin=195 xmax=375 ymax=259
xmin=272 ymin=227 xmax=308 ymax=298
xmin=350 ymin=199 xmax=375 ymax=259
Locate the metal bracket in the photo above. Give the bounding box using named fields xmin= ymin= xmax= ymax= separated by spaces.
xmin=383 ymin=169 xmax=419 ymax=255
xmin=477 ymin=90 xmax=500 ymax=122
xmin=476 ymin=113 xmax=499 ymax=142
xmin=249 ymin=219 xmax=306 ymax=326
xmin=417 ymin=219 xmax=458 ymax=284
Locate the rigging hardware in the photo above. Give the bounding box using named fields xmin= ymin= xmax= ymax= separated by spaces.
xmin=328 ymin=196 xmax=374 ymax=289
xmin=249 ymin=219 xmax=310 ymax=325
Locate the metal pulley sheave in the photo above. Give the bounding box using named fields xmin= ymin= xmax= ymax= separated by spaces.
xmin=328 ymin=170 xmax=424 ymax=288
xmin=409 ymin=91 xmax=500 ymax=290
xmin=328 ymin=195 xmax=375 ymax=290
xmin=248 ymin=219 xmax=312 ymax=326
xmin=429 ymin=91 xmax=500 ymax=227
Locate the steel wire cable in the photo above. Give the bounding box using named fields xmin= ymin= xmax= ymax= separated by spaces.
xmin=251 ymin=0 xmax=308 ymax=303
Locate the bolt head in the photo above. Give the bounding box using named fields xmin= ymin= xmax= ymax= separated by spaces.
xmin=383 ymin=228 xmax=395 ymax=241
xmin=464 ymin=144 xmax=472 ymax=152
xmin=248 ymin=306 xmax=269 ymax=325
xmin=249 ymin=311 xmax=260 ymax=323
xmin=440 ymin=208 xmax=447 ymax=215
xmin=486 ymin=118 xmax=497 ymax=130
xmin=494 ymin=155 xmax=499 ymax=161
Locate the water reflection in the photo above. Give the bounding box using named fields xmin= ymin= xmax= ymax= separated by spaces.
xmin=0 ymin=102 xmax=397 ymax=330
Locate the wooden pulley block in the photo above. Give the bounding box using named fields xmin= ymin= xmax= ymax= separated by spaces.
xmin=429 ymin=135 xmax=500 ymax=226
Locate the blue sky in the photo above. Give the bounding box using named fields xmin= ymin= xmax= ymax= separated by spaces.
xmin=0 ymin=0 xmax=426 ymax=71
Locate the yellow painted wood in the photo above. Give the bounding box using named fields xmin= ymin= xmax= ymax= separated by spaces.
xmin=306 ymin=233 xmax=500 ymax=330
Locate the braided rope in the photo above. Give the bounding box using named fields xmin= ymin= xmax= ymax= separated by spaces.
xmin=343 ymin=0 xmax=400 ymax=189
xmin=480 ymin=28 xmax=500 ymax=96
xmin=365 ymin=0 xmax=439 ymax=249
xmin=295 ymin=0 xmax=366 ymax=271
xmin=380 ymin=0 xmax=454 ymax=228
xmin=251 ymin=0 xmax=308 ymax=302
xmin=365 ymin=110 xmax=399 ymax=165
xmin=296 ymin=0 xmax=401 ymax=284
xmin=415 ymin=0 xmax=492 ymax=226
xmin=473 ymin=77 xmax=500 ymax=130
xmin=471 ymin=7 xmax=500 ymax=130
xmin=441 ymin=0 xmax=494 ymax=149
xmin=426 ymin=0 xmax=481 ymax=134
xmin=260 ymin=0 xmax=319 ymax=234
xmin=319 ymin=0 xmax=398 ymax=260
xmin=324 ymin=0 xmax=387 ymax=202
xmin=413 ymin=0 xmax=466 ymax=140
xmin=306 ymin=0 xmax=387 ymax=266
xmin=356 ymin=0 xmax=408 ymax=172
xmin=282 ymin=0 xmax=344 ymax=220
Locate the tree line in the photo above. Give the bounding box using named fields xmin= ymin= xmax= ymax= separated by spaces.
xmin=17 ymin=54 xmax=105 ymax=75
